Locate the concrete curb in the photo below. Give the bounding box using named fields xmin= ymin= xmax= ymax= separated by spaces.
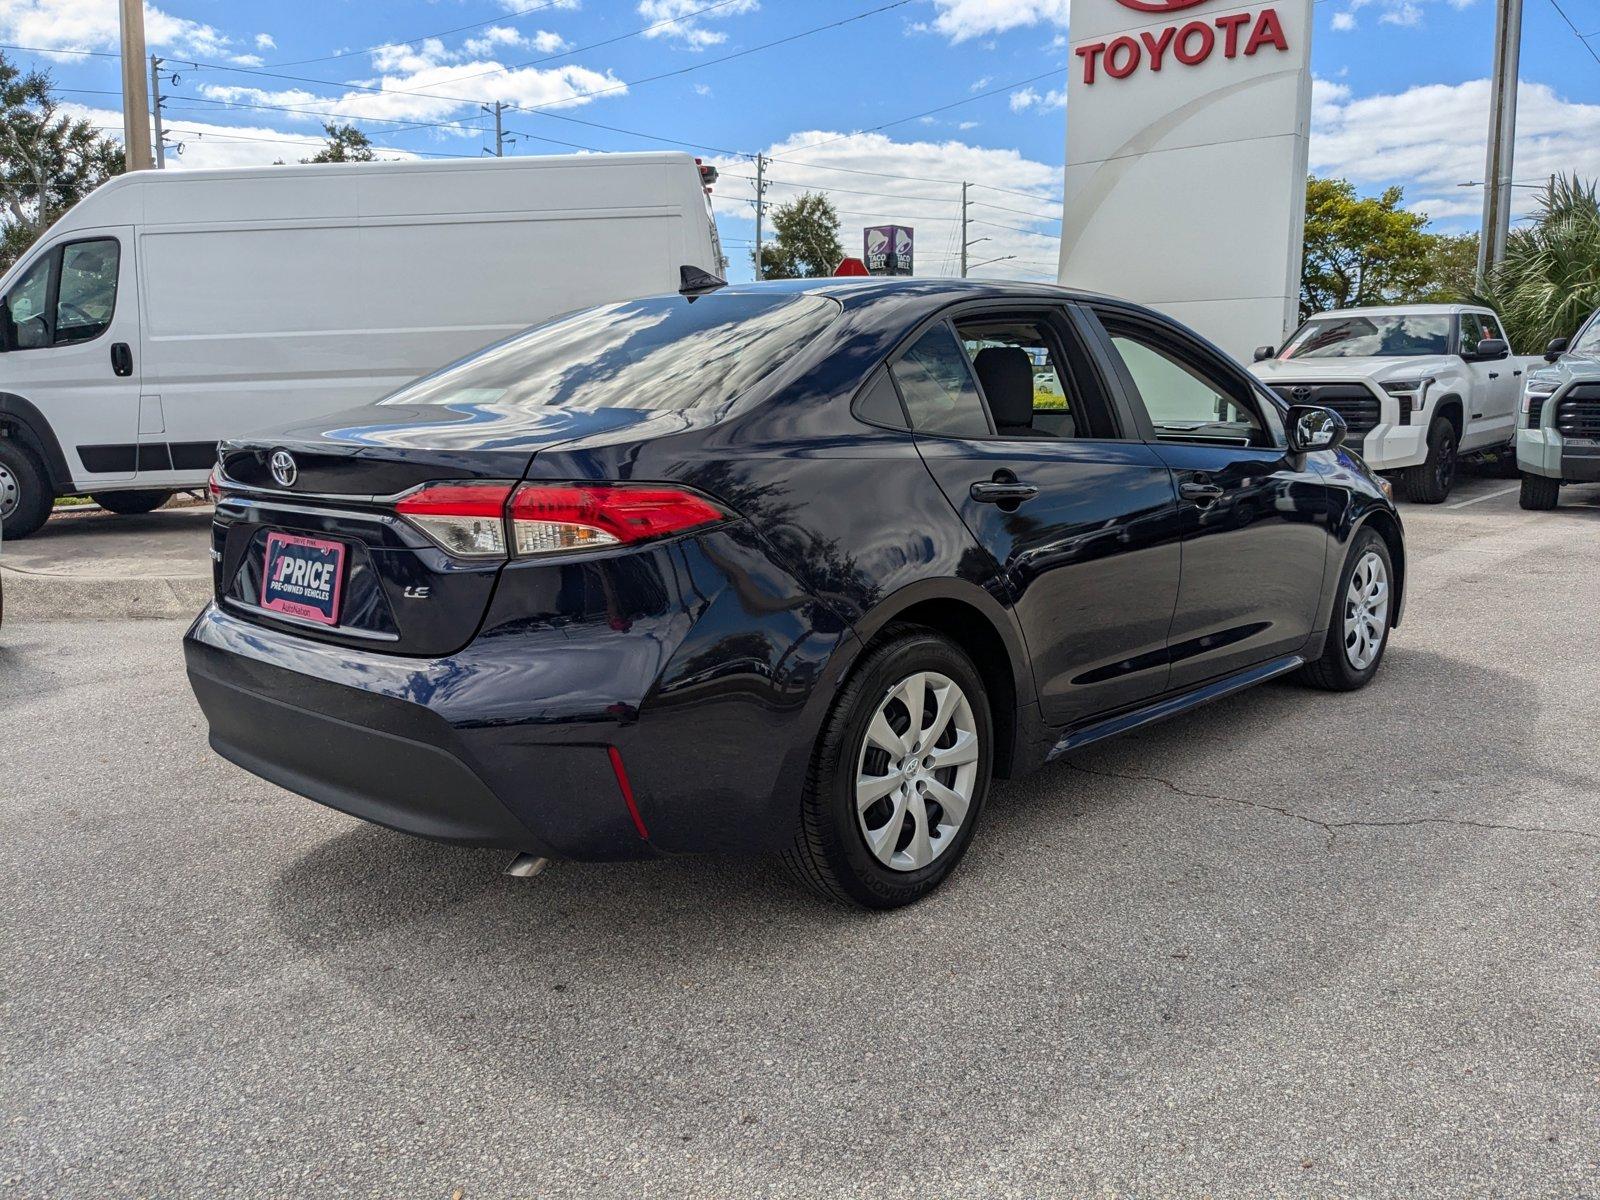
xmin=0 ymin=566 xmax=212 ymax=621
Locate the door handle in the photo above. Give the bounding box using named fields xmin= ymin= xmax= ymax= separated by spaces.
xmin=970 ymin=480 xmax=1039 ymax=505
xmin=1179 ymin=481 xmax=1225 ymax=507
xmin=110 ymin=342 xmax=133 ymax=377
xmin=1488 ymin=372 xmax=1500 ymax=380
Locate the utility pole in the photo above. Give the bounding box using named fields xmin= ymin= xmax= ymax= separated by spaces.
xmin=118 ymin=0 xmax=153 ymax=170
xmin=150 ymin=55 xmax=166 ymax=168
xmin=482 ymin=102 xmax=508 ymax=156
xmin=1477 ymin=0 xmax=1523 ymax=282
xmin=960 ymin=181 xmax=968 ymax=278
xmin=753 ymin=153 xmax=768 ymax=280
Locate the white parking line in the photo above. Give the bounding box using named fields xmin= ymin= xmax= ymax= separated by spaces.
xmin=1447 ymin=484 xmax=1521 ymax=509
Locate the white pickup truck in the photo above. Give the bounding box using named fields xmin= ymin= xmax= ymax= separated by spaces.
xmin=1249 ymin=304 xmax=1541 ymax=503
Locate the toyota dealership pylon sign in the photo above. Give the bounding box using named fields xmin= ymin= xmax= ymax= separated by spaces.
xmin=1057 ymin=0 xmax=1313 ymax=358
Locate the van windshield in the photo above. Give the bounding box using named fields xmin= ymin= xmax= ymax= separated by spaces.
xmin=383 ymin=292 xmax=839 ymax=414
xmin=1280 ymin=314 xmax=1451 ymax=359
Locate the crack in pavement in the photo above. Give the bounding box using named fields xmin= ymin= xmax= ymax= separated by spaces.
xmin=1066 ymin=763 xmax=1600 ymax=849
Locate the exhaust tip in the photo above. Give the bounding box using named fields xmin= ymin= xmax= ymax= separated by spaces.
xmin=505 ymin=853 xmax=551 ymax=878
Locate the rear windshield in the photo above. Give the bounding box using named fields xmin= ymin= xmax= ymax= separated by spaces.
xmin=1281 ymin=314 xmax=1451 ymax=359
xmin=382 ymin=292 xmax=839 ymax=413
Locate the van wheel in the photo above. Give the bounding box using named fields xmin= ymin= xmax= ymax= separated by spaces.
xmin=784 ymin=627 xmax=992 ymax=909
xmin=90 ymin=489 xmax=174 ymax=515
xmin=1400 ymin=419 xmax=1458 ymax=503
xmin=1295 ymin=528 xmax=1395 ymax=692
xmin=0 ymin=438 xmax=53 ymax=539
xmin=1519 ymin=474 xmax=1560 ymax=511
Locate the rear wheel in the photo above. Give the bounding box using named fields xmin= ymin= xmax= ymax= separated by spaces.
xmin=0 ymin=438 xmax=53 ymax=539
xmin=1519 ymin=474 xmax=1560 ymax=510
xmin=1401 ymin=419 xmax=1458 ymax=504
xmin=785 ymin=628 xmax=992 ymax=909
xmin=90 ymin=489 xmax=174 ymax=515
xmin=1296 ymin=528 xmax=1394 ymax=692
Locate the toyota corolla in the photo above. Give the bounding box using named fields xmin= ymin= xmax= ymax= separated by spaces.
xmin=185 ymin=276 xmax=1404 ymax=908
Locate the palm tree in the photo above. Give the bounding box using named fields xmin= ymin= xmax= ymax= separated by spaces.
xmin=1479 ymin=174 xmax=1600 ymax=351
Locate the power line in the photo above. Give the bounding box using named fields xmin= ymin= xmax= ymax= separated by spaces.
xmin=262 ymin=0 xmax=577 ymax=68
xmin=1544 ymin=0 xmax=1600 ymax=65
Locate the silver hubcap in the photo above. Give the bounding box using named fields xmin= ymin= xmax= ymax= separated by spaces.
xmin=1344 ymin=551 xmax=1389 ymax=670
xmin=856 ymin=671 xmax=980 ymax=872
xmin=0 ymin=461 xmax=18 ymax=521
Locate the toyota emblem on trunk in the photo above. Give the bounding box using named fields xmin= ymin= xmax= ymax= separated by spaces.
xmin=269 ymin=450 xmax=298 ymax=488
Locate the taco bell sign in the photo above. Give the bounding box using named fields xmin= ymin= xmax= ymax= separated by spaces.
xmin=864 ymin=226 xmax=914 ymax=276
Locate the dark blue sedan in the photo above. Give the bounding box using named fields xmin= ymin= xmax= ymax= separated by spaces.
xmin=185 ymin=276 xmax=1404 ymax=908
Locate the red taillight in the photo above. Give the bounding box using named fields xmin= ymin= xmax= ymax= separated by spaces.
xmin=395 ymin=481 xmax=515 ymax=558
xmin=507 ymin=483 xmax=729 ymax=557
xmin=207 ymin=466 xmax=223 ymax=503
xmin=393 ymin=481 xmax=730 ymax=559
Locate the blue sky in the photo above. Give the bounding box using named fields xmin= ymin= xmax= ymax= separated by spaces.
xmin=6 ymin=0 xmax=1599 ymax=281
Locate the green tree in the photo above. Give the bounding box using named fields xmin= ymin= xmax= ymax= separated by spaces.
xmin=301 ymin=122 xmax=375 ymax=164
xmin=1413 ymin=231 xmax=1479 ymax=303
xmin=1300 ymin=176 xmax=1432 ymax=320
xmin=0 ymin=51 xmax=124 ymax=273
xmin=1477 ymin=174 xmax=1600 ymax=352
xmin=757 ymin=192 xmax=844 ymax=279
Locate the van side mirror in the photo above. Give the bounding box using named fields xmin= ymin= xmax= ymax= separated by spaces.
xmin=1475 ymin=337 xmax=1509 ymax=361
xmin=1286 ymin=404 xmax=1346 ymax=454
xmin=1252 ymin=345 xmax=1276 ymax=362
xmin=1545 ymin=336 xmax=1569 ymax=363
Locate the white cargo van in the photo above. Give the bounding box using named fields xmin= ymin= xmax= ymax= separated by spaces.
xmin=0 ymin=152 xmax=724 ymax=537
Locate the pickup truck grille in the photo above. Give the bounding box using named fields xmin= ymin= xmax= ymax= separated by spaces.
xmin=1268 ymin=384 xmax=1382 ymax=438
xmin=1556 ymin=387 xmax=1600 ymax=439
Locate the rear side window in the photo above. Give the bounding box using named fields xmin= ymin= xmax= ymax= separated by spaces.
xmin=890 ymin=323 xmax=991 ymax=438
xmin=383 ymin=292 xmax=838 ymax=414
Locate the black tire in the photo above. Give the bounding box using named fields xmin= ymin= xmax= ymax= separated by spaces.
xmin=1295 ymin=528 xmax=1395 ymax=692
xmin=784 ymin=627 xmax=993 ymax=909
xmin=0 ymin=437 xmax=53 ymax=539
xmin=1518 ymin=474 xmax=1560 ymax=511
xmin=89 ymin=489 xmax=174 ymax=516
xmin=1400 ymin=419 xmax=1458 ymax=503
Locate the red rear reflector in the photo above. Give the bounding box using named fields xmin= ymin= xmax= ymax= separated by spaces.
xmin=608 ymin=745 xmax=649 ymax=840
xmin=508 ymin=483 xmax=729 ymax=556
xmin=207 ymin=466 xmax=223 ymax=502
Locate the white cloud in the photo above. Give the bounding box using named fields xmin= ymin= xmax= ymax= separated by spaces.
xmin=1010 ymin=86 xmax=1066 ymax=112
xmin=1310 ymin=77 xmax=1600 ymax=226
xmin=925 ymin=0 xmax=1070 ymax=42
xmin=970 ymin=76 xmax=992 ymax=91
xmin=0 ymin=0 xmax=231 ymax=57
xmin=254 ymin=32 xmax=275 ymax=50
xmin=1330 ymin=11 xmax=1357 ymax=30
xmin=62 ymin=102 xmax=420 ymax=168
xmin=460 ymin=26 xmax=566 ymax=58
xmin=706 ymin=130 xmax=1062 ymax=280
xmin=958 ymin=120 xmax=980 ymax=130
xmin=693 ymin=82 xmax=712 ymax=96
xmin=637 ymin=0 xmax=760 ymax=48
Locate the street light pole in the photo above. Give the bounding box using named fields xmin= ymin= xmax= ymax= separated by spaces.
xmin=1477 ymin=0 xmax=1523 ymax=282
xmin=753 ymin=153 xmax=767 ymax=280
xmin=118 ymin=0 xmax=153 ymax=170
xmin=960 ymin=181 xmax=968 ymax=277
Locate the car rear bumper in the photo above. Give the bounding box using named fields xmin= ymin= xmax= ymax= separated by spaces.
xmin=185 ymin=605 xmax=653 ymax=859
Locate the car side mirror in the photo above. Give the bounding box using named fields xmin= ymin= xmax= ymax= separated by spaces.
xmin=1475 ymin=337 xmax=1509 ymax=361
xmin=1545 ymin=336 xmax=1569 ymax=363
xmin=1286 ymin=404 xmax=1346 ymax=455
xmin=1252 ymin=345 xmax=1276 ymax=362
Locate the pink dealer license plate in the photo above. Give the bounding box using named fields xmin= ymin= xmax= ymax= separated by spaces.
xmin=260 ymin=531 xmax=346 ymax=626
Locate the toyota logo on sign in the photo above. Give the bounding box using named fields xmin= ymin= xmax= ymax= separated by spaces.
xmin=269 ymin=450 xmax=298 ymax=488
xmin=1113 ymin=0 xmax=1209 ymax=11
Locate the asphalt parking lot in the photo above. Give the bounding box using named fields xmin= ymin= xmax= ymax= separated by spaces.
xmin=3 ymin=476 xmax=1598 ymax=1199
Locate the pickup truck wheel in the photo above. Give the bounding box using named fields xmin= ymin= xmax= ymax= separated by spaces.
xmin=1518 ymin=474 xmax=1560 ymax=511
xmin=1400 ymin=420 xmax=1458 ymax=503
xmin=0 ymin=438 xmax=53 ymax=539
xmin=89 ymin=489 xmax=175 ymax=516
xmin=1295 ymin=528 xmax=1394 ymax=692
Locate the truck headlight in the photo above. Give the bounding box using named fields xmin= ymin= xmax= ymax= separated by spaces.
xmin=1521 ymin=379 xmax=1558 ymax=414
xmin=1381 ymin=377 xmax=1432 ymax=424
